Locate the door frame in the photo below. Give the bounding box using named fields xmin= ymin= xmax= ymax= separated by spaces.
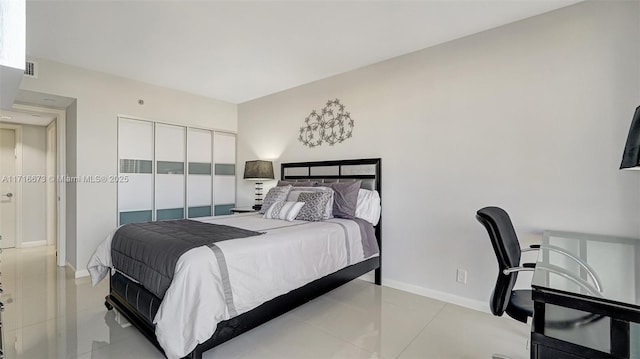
xmin=46 ymin=120 xmax=56 ymax=246
xmin=0 ymin=123 xmax=23 ymax=249
xmin=12 ymin=104 xmax=67 ymax=266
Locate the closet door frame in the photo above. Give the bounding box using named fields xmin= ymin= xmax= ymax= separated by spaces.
xmin=155 ymin=123 xmax=186 ymax=221
xmin=117 ymin=117 xmax=155 ymax=224
xmin=213 ymin=131 xmax=237 ymax=216
xmin=186 ymin=127 xmax=214 ymax=219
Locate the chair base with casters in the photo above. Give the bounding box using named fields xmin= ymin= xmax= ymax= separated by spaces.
xmin=491 ymin=290 xmax=532 ymax=359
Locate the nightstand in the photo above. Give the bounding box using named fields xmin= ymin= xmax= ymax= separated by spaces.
xmin=230 ymin=207 xmax=258 ymax=214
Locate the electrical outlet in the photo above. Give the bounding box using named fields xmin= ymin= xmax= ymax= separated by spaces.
xmin=456 ymin=269 xmax=467 ymax=284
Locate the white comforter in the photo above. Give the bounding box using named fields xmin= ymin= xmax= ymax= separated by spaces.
xmin=87 ymin=214 xmax=375 ymax=359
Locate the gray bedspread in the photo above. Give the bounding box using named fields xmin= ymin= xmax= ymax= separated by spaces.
xmin=111 ymin=220 xmax=263 ymax=299
xmin=352 ymin=217 xmax=379 ymax=258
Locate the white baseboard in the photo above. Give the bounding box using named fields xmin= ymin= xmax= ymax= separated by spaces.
xmin=358 ymin=271 xmax=488 ymax=314
xmin=75 ymin=269 xmax=90 ymax=278
xmin=65 ymin=261 xmax=90 ymax=278
xmin=382 ymin=278 xmax=490 ymax=314
xmin=19 ymin=240 xmax=47 ymax=248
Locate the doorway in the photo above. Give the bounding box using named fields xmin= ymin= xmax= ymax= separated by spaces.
xmin=0 ymin=104 xmax=67 ymax=266
xmin=0 ymin=127 xmax=19 ymax=248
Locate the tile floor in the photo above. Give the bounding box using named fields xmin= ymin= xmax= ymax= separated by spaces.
xmin=1 ymin=246 xmax=530 ymax=358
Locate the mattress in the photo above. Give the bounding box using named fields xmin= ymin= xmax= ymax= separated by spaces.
xmin=88 ymin=213 xmax=378 ymax=359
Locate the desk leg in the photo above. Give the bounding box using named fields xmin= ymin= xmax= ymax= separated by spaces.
xmin=531 ymin=301 xmax=545 ymax=359
xmin=611 ymin=319 xmax=630 ymax=359
xmin=532 ymin=301 xmax=546 ymax=335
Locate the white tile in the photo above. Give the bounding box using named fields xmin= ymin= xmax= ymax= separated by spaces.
xmin=237 ymin=313 xmax=380 ymax=359
xmin=16 ymin=289 xmax=60 ymax=326
xmin=75 ymin=331 xmax=162 ymax=359
xmin=397 ymin=304 xmax=529 ymax=359
xmin=1 ymin=246 xmax=531 ymax=359
xmin=2 ymin=304 xmax=144 ymax=359
xmin=4 ymin=319 xmax=95 ymax=359
xmin=293 ymin=283 xmax=444 ymax=358
xmin=1 ymin=296 xmax=24 ymax=331
xmin=200 ymin=325 xmax=260 ymax=359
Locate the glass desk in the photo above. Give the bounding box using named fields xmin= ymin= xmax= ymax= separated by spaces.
xmin=531 ymin=230 xmax=640 ymax=359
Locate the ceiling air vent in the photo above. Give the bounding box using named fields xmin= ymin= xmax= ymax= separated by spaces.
xmin=24 ymin=61 xmax=38 ymax=78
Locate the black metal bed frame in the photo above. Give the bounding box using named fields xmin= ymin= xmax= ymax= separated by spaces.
xmin=104 ymin=158 xmax=382 ymax=359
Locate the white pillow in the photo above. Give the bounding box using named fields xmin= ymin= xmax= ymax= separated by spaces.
xmin=355 ymin=189 xmax=381 ymax=225
xmin=263 ymin=201 xmax=305 ymax=221
xmin=286 ymin=186 xmax=334 ymax=219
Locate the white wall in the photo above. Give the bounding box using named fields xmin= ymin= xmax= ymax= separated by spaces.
xmin=20 ymin=60 xmax=237 ymax=274
xmin=21 ymin=124 xmax=46 ymax=245
xmin=238 ymin=1 xmax=640 ymax=308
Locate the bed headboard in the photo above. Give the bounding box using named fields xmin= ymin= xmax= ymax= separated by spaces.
xmin=281 ymin=158 xmax=382 ymax=284
xmin=280 ymin=158 xmax=381 ymax=193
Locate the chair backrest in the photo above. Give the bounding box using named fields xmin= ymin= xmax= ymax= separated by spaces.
xmin=476 ymin=206 xmax=522 ymax=317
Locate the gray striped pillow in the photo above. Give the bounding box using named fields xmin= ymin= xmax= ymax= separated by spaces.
xmin=260 ymin=185 xmax=292 ymax=214
xmin=263 ymin=201 xmax=305 ymax=221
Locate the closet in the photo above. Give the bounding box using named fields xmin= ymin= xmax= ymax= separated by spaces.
xmin=117 ymin=117 xmax=236 ymax=225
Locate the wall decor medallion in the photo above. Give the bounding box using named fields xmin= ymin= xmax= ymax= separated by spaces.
xmin=298 ymin=99 xmax=354 ymax=148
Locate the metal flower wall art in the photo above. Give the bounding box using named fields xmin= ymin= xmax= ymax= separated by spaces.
xmin=298 ymin=99 xmax=354 ymax=148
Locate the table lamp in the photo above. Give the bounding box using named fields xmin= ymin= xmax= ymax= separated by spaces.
xmin=620 ymin=106 xmax=640 ymax=170
xmin=243 ymin=160 xmax=274 ymax=210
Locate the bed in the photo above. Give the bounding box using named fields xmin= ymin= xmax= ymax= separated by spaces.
xmin=88 ymin=158 xmax=382 ymax=359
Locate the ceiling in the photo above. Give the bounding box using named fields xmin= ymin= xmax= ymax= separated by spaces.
xmin=25 ymin=0 xmax=580 ymax=104
xmin=0 ymin=109 xmax=56 ymax=126
xmin=14 ymin=90 xmax=75 ymax=109
xmin=0 ymin=90 xmax=74 ymax=126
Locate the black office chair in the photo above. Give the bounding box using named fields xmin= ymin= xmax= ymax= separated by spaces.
xmin=476 ymin=206 xmax=604 ymax=359
xmin=476 ymin=206 xmax=533 ymax=324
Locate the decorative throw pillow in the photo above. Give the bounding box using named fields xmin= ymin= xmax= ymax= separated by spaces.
xmin=287 ymin=186 xmax=334 ymax=219
xmin=260 ymin=185 xmax=292 ymax=214
xmin=263 ymin=201 xmax=305 ymax=221
xmin=277 ymin=180 xmax=317 ymax=187
xmin=329 ymin=180 xmax=361 ymax=219
xmin=295 ymin=192 xmax=332 ymax=222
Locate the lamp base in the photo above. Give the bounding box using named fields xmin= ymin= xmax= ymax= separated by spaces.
xmin=252 ymin=204 xmax=262 ymax=211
